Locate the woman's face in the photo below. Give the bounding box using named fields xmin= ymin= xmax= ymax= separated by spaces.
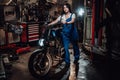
xmin=63 ymin=5 xmax=69 ymax=13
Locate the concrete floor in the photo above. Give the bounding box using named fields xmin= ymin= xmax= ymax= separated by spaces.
xmin=5 ymin=46 xmax=118 ymax=80
xmin=7 ymin=47 xmax=37 ymax=80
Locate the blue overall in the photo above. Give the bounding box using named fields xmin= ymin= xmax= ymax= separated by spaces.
xmin=61 ymin=14 xmax=80 ymax=64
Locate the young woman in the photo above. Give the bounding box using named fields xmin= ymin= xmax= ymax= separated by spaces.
xmin=48 ymin=3 xmax=80 ymax=67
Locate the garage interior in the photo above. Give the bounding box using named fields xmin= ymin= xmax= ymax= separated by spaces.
xmin=0 ymin=0 xmax=120 ymax=80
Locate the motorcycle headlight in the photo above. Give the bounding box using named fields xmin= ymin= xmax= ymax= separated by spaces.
xmin=39 ymin=39 xmax=45 ymax=47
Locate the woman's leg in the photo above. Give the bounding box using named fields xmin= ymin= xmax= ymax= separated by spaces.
xmin=62 ymin=34 xmax=70 ymax=64
xmin=72 ymin=41 xmax=80 ymax=62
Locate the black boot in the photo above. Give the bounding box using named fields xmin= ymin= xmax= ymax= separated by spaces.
xmin=73 ymin=59 xmax=79 ymax=64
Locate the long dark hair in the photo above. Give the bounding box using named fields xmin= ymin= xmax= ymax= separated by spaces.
xmin=61 ymin=3 xmax=72 ymax=15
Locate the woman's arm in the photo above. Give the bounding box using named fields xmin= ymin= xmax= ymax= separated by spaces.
xmin=66 ymin=13 xmax=76 ymax=24
xmin=66 ymin=17 xmax=75 ymax=24
xmin=48 ymin=16 xmax=60 ymax=26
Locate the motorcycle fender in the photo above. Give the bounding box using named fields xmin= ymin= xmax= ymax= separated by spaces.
xmin=32 ymin=49 xmax=44 ymax=54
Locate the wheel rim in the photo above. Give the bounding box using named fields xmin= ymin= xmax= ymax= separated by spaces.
xmin=32 ymin=54 xmax=51 ymax=76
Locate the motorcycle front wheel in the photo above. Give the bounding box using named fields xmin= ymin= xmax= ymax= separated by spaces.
xmin=28 ymin=49 xmax=52 ymax=79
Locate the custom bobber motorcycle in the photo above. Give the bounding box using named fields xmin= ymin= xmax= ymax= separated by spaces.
xmin=28 ymin=24 xmax=64 ymax=79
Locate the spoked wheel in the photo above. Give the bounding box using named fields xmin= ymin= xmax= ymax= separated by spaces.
xmin=28 ymin=50 xmax=52 ymax=79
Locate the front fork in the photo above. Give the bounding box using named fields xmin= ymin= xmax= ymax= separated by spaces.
xmin=36 ymin=47 xmax=51 ymax=69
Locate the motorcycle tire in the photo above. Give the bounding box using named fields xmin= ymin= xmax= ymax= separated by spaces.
xmin=28 ymin=49 xmax=52 ymax=79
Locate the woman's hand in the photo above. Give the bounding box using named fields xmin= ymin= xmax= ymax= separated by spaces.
xmin=47 ymin=24 xmax=50 ymax=27
xmin=61 ymin=20 xmax=67 ymax=24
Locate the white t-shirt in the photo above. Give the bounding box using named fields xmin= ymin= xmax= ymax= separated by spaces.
xmin=57 ymin=13 xmax=76 ymax=22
